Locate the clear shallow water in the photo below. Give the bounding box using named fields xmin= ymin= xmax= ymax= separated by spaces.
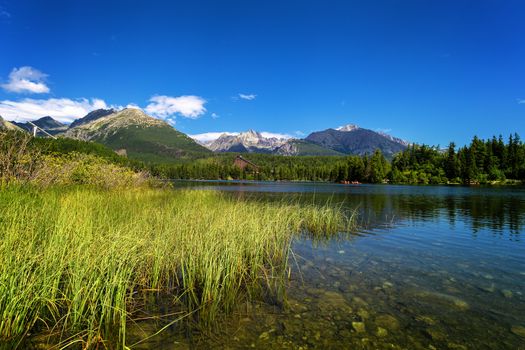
xmin=132 ymin=181 xmax=525 ymax=349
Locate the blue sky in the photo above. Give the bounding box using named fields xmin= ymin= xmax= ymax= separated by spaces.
xmin=0 ymin=0 xmax=524 ymax=146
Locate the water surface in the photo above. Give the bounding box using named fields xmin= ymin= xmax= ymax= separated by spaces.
xmin=134 ymin=181 xmax=525 ymax=349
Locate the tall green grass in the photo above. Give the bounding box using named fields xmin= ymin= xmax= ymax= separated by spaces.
xmin=0 ymin=186 xmax=354 ymax=348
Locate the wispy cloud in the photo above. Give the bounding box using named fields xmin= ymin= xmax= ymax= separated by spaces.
xmin=189 ymin=132 xmax=239 ymax=143
xmin=211 ymin=112 xmax=220 ymax=119
xmin=0 ymin=8 xmax=11 ymax=18
xmin=375 ymin=128 xmax=392 ymax=134
xmin=0 ymin=97 xmax=109 ymax=123
xmin=0 ymin=4 xmax=11 ymax=20
xmin=518 ymin=99 xmax=525 ymax=104
xmin=145 ymin=95 xmax=206 ymax=125
xmin=294 ymin=130 xmax=306 ymax=137
xmin=260 ymin=132 xmax=292 ymax=139
xmin=238 ymin=93 xmax=256 ymax=101
xmin=125 ymin=103 xmax=142 ymax=110
xmin=2 ymin=66 xmax=50 ymax=94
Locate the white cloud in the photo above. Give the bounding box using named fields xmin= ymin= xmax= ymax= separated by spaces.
xmin=189 ymin=132 xmax=239 ymax=143
xmin=1 ymin=66 xmax=50 ymax=94
xmin=0 ymin=97 xmax=110 ymax=123
xmin=294 ymin=130 xmax=306 ymax=137
xmin=260 ymin=132 xmax=292 ymax=139
xmin=211 ymin=112 xmax=219 ymax=119
xmin=145 ymin=95 xmax=206 ymax=125
xmin=238 ymin=93 xmax=256 ymax=101
xmin=125 ymin=103 xmax=142 ymax=110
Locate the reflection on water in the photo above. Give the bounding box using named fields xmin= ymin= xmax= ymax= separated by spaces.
xmin=131 ymin=182 xmax=525 ymax=349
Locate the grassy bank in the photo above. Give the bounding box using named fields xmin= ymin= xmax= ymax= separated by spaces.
xmin=0 ymin=186 xmax=354 ymax=348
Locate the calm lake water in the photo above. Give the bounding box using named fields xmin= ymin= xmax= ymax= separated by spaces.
xmin=133 ymin=181 xmax=525 ymax=349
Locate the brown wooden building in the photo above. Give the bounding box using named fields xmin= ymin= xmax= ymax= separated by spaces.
xmin=233 ymin=155 xmax=259 ymax=172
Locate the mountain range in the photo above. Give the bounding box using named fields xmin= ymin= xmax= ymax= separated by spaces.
xmin=3 ymin=109 xmax=409 ymax=162
xmin=196 ymin=125 xmax=408 ymax=157
xmin=12 ymin=116 xmax=68 ymax=135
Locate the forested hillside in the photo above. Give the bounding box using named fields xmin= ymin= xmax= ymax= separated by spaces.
xmin=152 ymin=134 xmax=525 ymax=185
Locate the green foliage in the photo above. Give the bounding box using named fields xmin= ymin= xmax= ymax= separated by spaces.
xmin=151 ymin=152 xmax=390 ymax=183
xmin=391 ymin=134 xmax=525 ymax=184
xmin=153 ymin=133 xmax=524 ymax=185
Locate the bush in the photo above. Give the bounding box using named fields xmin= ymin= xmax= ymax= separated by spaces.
xmin=31 ymin=153 xmax=152 ymax=189
xmin=1 ymin=130 xmax=152 ymax=189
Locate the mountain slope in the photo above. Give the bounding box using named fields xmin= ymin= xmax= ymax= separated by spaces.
xmin=12 ymin=116 xmax=67 ymax=135
xmin=0 ymin=116 xmax=24 ymax=131
xmin=206 ymin=130 xmax=287 ymax=153
xmin=306 ymin=125 xmax=407 ymax=157
xmin=275 ymin=139 xmax=345 ymax=156
xmin=65 ymin=108 xmax=211 ymax=162
xmin=69 ymin=108 xmax=115 ymax=128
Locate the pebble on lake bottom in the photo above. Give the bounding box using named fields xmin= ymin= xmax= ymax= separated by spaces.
xmin=375 ymin=314 xmax=400 ymax=331
xmin=511 ymin=325 xmax=525 ymax=338
xmin=501 ymin=289 xmax=513 ymax=299
xmin=352 ymin=321 xmax=366 ymax=333
xmin=376 ymin=327 xmax=388 ymax=337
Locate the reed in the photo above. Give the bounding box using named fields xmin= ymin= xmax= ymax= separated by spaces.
xmin=0 ymin=186 xmax=354 ymax=348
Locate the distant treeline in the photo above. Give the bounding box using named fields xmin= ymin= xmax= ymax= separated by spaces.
xmin=151 ymin=134 xmax=525 ymax=185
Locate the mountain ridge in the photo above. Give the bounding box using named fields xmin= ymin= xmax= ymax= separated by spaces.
xmin=12 ymin=116 xmax=67 ymax=135
xmin=64 ymin=108 xmax=211 ymax=162
xmin=192 ymin=123 xmax=408 ymax=157
xmin=8 ymin=110 xmax=409 ymax=160
xmin=305 ymin=126 xmax=407 ymax=158
xmin=206 ymin=130 xmax=288 ymax=153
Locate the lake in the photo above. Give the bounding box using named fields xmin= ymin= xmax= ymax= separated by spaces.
xmin=132 ymin=181 xmax=525 ymax=349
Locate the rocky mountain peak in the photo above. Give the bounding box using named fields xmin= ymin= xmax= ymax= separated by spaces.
xmin=33 ymin=116 xmax=66 ymax=129
xmin=336 ymin=124 xmax=359 ymax=132
xmin=69 ymin=108 xmax=116 ymax=128
xmin=206 ymin=129 xmax=287 ymax=153
xmin=65 ymin=108 xmax=168 ymax=141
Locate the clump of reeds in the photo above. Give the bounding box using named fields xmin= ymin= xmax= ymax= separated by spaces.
xmin=0 ymin=187 xmax=354 ymax=348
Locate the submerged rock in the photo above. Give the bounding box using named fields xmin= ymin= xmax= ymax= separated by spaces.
xmin=375 ymin=314 xmax=400 ymax=331
xmin=511 ymin=325 xmax=525 ymax=338
xmin=415 ymin=315 xmax=436 ymax=325
xmin=413 ymin=290 xmax=469 ymax=311
xmin=352 ymin=296 xmax=368 ymax=307
xmin=319 ymin=291 xmax=352 ymax=313
xmin=501 ymin=289 xmax=513 ymax=299
xmin=357 ymin=308 xmax=370 ymax=320
xmin=259 ymin=331 xmax=270 ymax=341
xmin=425 ymin=327 xmax=447 ymax=341
xmin=478 ymin=283 xmax=496 ymax=293
xmin=352 ymin=321 xmax=366 ymax=333
xmin=382 ymin=281 xmax=394 ymax=289
xmin=376 ymin=327 xmax=388 ymax=337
